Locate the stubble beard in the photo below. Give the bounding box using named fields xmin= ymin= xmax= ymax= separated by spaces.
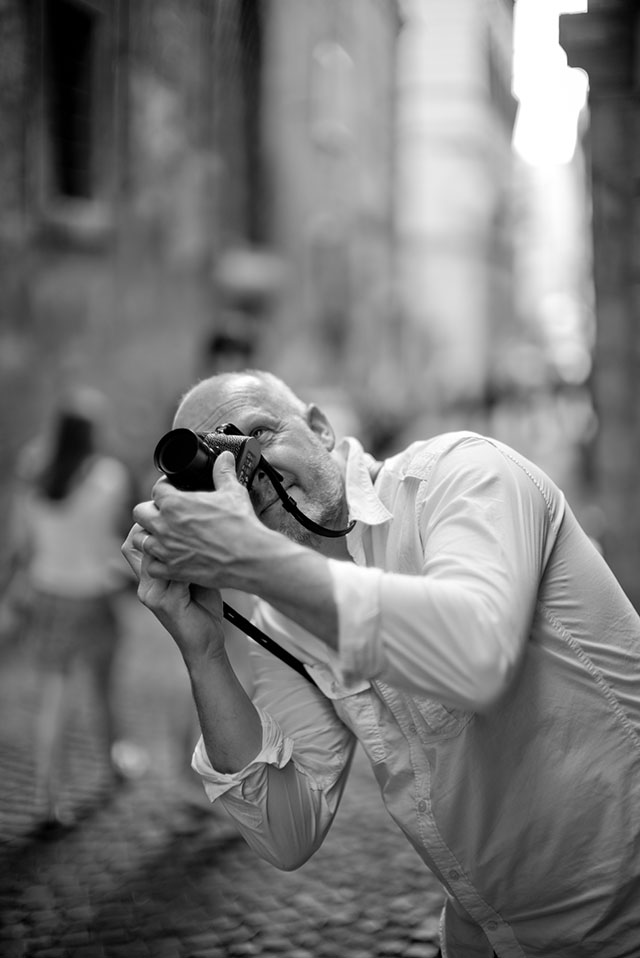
xmin=272 ymin=488 xmax=345 ymax=550
xmin=271 ymin=461 xmax=346 ymax=551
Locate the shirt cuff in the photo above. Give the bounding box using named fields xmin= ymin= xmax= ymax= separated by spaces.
xmin=327 ymin=559 xmax=385 ymax=681
xmin=191 ymin=706 xmax=295 ymax=802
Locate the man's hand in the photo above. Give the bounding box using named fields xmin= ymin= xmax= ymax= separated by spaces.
xmin=128 ymin=450 xmax=340 ymax=648
xmin=122 ymin=518 xmax=264 ymax=775
xmin=131 ymin=452 xmax=270 ymax=592
xmin=121 ymin=523 xmax=226 ymax=664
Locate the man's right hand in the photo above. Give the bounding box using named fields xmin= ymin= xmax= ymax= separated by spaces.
xmin=122 ymin=523 xmax=226 ymax=665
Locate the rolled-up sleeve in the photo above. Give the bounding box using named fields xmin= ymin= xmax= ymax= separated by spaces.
xmin=192 ymin=705 xmax=295 ymax=802
xmin=191 ymin=629 xmax=357 ymax=870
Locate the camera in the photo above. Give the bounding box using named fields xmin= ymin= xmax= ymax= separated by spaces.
xmin=153 ymin=425 xmax=262 ymax=491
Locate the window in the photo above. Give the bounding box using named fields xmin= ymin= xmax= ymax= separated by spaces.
xmin=31 ymin=0 xmax=118 ymax=242
xmin=45 ymin=0 xmax=97 ymax=199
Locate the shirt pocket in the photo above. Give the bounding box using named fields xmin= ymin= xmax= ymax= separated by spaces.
xmin=335 ymin=692 xmax=388 ymax=764
xmin=408 ymin=695 xmax=473 ymax=740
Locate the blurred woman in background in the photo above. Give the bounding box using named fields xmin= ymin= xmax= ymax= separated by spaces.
xmin=6 ymin=387 xmax=141 ymax=827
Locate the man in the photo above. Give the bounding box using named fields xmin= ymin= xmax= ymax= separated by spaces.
xmin=122 ymin=369 xmax=640 ymax=958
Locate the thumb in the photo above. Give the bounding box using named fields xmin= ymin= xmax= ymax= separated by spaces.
xmin=213 ymin=450 xmax=239 ymax=488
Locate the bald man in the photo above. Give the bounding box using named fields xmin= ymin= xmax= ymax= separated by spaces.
xmin=123 ymin=369 xmax=640 ymax=958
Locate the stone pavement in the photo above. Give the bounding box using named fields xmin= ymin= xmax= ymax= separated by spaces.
xmin=0 ymin=594 xmax=445 ymax=958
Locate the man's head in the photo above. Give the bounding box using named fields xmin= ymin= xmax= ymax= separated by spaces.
xmin=173 ymin=371 xmax=348 ymax=548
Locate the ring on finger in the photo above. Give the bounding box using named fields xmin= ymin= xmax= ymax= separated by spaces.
xmin=141 ymin=533 xmax=151 ymax=555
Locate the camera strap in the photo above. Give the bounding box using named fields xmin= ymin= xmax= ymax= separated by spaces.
xmin=259 ymin=458 xmax=356 ymax=538
xmin=223 ymin=601 xmax=316 ymax=684
xmin=215 ymin=422 xmax=355 ymax=538
xmin=222 ymin=458 xmax=352 ymax=683
xmin=220 ymin=456 xmax=353 ymax=686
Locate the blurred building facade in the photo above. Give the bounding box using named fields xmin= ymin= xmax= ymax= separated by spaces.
xmin=392 ymin=0 xmax=517 ymax=439
xmin=266 ymin=0 xmax=519 ymax=454
xmin=0 ymin=0 xmax=269 ymax=501
xmin=0 ymin=0 xmax=403 ymax=530
xmin=252 ymin=0 xmax=400 ymax=436
xmin=561 ymin=0 xmax=640 ymax=607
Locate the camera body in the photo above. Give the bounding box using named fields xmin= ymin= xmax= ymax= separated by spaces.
xmin=153 ymin=425 xmax=261 ymax=491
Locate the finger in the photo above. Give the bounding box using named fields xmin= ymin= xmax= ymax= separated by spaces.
xmin=132 ymin=531 xmax=152 ymax=555
xmin=132 ymin=530 xmax=165 ymax=563
xmin=122 ymin=522 xmax=144 ymax=553
xmin=212 ymin=450 xmax=240 ymax=488
xmin=121 ymin=531 xmax=143 ymax=579
xmin=136 ymin=554 xmax=166 ymax=606
xmin=151 ymin=476 xmax=173 ymax=503
xmin=133 ymin=500 xmax=159 ymax=528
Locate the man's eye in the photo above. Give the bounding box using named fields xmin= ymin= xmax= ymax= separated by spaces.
xmin=251 ymin=427 xmax=268 ymax=441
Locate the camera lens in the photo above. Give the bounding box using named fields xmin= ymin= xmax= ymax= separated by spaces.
xmin=154 ymin=428 xmax=199 ymax=475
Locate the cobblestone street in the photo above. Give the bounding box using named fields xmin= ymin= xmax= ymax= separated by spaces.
xmin=0 ymin=595 xmax=444 ymax=958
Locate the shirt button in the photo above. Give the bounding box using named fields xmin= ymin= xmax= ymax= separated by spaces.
xmin=409 ymin=724 xmax=417 ymax=735
xmin=487 ymin=921 xmax=498 ymax=931
xmin=417 ymin=800 xmax=427 ymax=813
xmin=449 ymin=869 xmax=460 ymax=881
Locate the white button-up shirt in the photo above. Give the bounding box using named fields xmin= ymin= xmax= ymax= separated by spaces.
xmin=193 ymin=432 xmax=640 ymax=957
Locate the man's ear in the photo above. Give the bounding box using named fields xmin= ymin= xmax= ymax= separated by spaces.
xmin=306 ymin=404 xmax=336 ymax=451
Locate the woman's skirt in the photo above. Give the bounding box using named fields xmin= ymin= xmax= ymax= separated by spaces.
xmin=27 ymin=590 xmax=120 ymax=674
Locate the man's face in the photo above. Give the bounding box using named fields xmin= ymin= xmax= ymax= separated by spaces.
xmin=174 ymin=375 xmax=347 ymax=547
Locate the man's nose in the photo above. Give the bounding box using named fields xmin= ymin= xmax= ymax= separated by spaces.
xmin=248 ymin=456 xmax=284 ymax=496
xmin=249 ymin=466 xmax=270 ymax=495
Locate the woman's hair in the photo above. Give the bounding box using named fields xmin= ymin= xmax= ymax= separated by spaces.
xmin=36 ymin=409 xmax=96 ymax=501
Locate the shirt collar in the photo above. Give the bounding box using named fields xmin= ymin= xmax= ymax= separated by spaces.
xmin=337 ymin=436 xmax=393 ymax=527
